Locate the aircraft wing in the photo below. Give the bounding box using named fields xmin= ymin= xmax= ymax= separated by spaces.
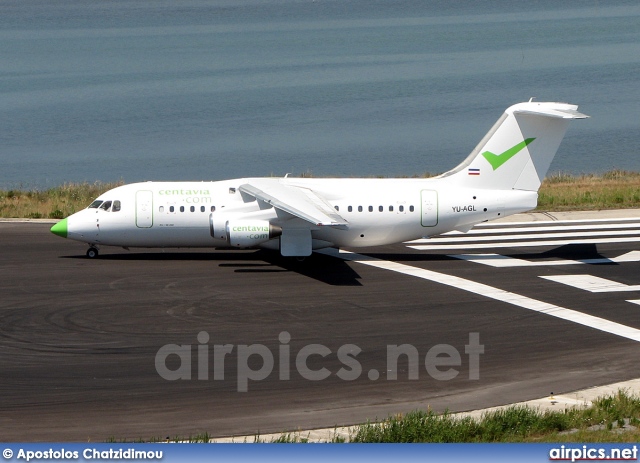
xmin=238 ymin=179 xmax=348 ymax=227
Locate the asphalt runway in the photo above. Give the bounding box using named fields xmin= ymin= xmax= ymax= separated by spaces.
xmin=2 ymin=221 xmax=640 ymax=441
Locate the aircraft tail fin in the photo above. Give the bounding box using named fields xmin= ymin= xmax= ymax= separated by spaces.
xmin=437 ymin=101 xmax=588 ymax=191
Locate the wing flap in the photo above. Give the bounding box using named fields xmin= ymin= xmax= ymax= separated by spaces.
xmin=239 ymin=179 xmax=348 ymax=227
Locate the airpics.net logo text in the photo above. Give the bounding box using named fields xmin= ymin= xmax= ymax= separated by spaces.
xmin=155 ymin=332 xmax=484 ymax=392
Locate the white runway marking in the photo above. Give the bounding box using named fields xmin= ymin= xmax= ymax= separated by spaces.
xmin=319 ymin=248 xmax=640 ymax=343
xmin=432 ymin=222 xmax=640 ymax=236
xmin=452 ymin=250 xmax=640 ymax=268
xmin=407 ymin=219 xmax=640 ymax=251
xmin=471 ymin=217 xmax=640 ymax=227
xmin=409 ymin=237 xmax=640 ymax=251
xmin=452 ymin=253 xmax=607 ymax=267
xmin=541 ymin=275 xmax=640 ymax=293
xmin=412 ymin=229 xmax=640 ymax=244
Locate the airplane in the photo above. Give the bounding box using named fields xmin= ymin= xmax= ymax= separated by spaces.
xmin=50 ymin=101 xmax=588 ymax=259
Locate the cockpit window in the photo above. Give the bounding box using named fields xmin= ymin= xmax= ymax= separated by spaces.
xmin=112 ymin=200 xmax=121 ymax=212
xmin=99 ymin=201 xmax=112 ymax=211
xmin=88 ymin=200 xmax=103 ymax=209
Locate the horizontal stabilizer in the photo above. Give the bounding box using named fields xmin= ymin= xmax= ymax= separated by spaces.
xmin=514 ymin=107 xmax=589 ymax=119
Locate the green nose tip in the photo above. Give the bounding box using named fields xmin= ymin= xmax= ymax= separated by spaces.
xmin=50 ymin=218 xmax=68 ymax=238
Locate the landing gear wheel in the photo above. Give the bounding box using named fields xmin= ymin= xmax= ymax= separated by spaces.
xmin=86 ymin=247 xmax=99 ymax=258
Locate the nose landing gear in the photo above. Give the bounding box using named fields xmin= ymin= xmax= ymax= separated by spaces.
xmin=86 ymin=246 xmax=99 ymax=258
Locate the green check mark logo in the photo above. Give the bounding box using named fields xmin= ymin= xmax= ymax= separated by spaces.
xmin=482 ymin=138 xmax=535 ymax=170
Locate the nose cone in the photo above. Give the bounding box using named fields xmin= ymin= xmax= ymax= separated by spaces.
xmin=50 ymin=218 xmax=68 ymax=238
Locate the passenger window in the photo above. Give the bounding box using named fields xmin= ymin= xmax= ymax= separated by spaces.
xmin=368 ymin=206 xmax=373 ymax=212
xmin=170 ymin=206 xmax=175 ymax=213
xmin=379 ymin=206 xmax=383 ymax=212
xmin=200 ymin=206 xmax=205 ymax=212
xmin=389 ymin=206 xmax=393 ymax=212
xmin=180 ymin=206 xmax=185 ymax=213
xmin=409 ymin=205 xmax=415 ymax=212
xmin=159 ymin=206 xmax=164 ymax=213
xmin=348 ymin=206 xmax=353 ymax=212
xmin=190 ymin=206 xmax=195 ymax=212
xmin=358 ymin=206 xmax=363 ymax=212
xmin=88 ymin=200 xmax=103 ymax=209
xmin=99 ymin=201 xmax=112 ymax=211
xmin=399 ymin=205 xmax=404 ymax=212
xmin=211 ymin=206 xmax=216 ymax=212
xmin=112 ymin=200 xmax=121 ymax=212
xmin=335 ymin=205 xmax=339 ymax=211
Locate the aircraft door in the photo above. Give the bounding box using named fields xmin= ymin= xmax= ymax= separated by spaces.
xmin=136 ymin=190 xmax=153 ymax=228
xmin=420 ymin=190 xmax=438 ymax=227
xmin=93 ymin=211 xmax=100 ymax=241
xmin=94 ymin=200 xmax=113 ymax=241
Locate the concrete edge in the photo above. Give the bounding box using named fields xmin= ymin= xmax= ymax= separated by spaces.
xmin=492 ymin=208 xmax=640 ymax=223
xmin=0 ymin=218 xmax=58 ymax=224
xmin=211 ymin=378 xmax=640 ymax=443
xmin=2 ymin=209 xmax=640 ymax=226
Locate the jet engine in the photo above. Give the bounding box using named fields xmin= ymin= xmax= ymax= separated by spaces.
xmin=212 ymin=218 xmax=282 ymax=248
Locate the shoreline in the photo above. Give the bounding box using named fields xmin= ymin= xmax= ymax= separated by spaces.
xmin=4 ymin=208 xmax=640 ymax=225
xmin=2 ymin=170 xmax=640 ymax=219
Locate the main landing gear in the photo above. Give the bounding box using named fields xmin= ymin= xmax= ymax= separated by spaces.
xmin=86 ymin=246 xmax=99 ymax=258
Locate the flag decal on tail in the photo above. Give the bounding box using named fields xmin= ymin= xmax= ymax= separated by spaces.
xmin=468 ymin=168 xmax=480 ymax=176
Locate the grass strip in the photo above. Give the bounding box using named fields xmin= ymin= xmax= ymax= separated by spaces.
xmin=270 ymin=389 xmax=640 ymax=443
xmin=538 ymin=170 xmax=640 ymax=211
xmin=0 ymin=181 xmax=123 ymax=219
xmin=107 ymin=390 xmax=640 ymax=443
xmin=1 ymin=170 xmax=640 ymax=219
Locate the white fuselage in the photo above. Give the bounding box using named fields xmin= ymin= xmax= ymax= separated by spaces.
xmin=63 ymin=177 xmax=537 ymax=251
xmin=52 ymin=101 xmax=587 ymax=256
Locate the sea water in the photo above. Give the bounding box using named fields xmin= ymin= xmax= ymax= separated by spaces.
xmin=1 ymin=0 xmax=639 ymax=189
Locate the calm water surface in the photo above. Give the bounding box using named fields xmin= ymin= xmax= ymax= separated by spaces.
xmin=1 ymin=0 xmax=639 ymax=189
